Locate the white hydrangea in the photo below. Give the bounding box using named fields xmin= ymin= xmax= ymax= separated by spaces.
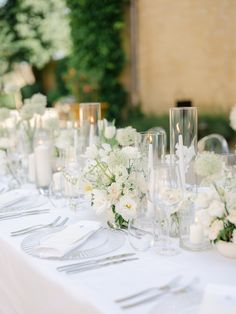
xmin=194 ymin=152 xmax=223 ymax=178
xmin=207 ymin=199 xmax=225 ymax=218
xmin=121 ymin=146 xmax=141 ymax=160
xmin=116 ymin=126 xmax=139 ymax=147
xmin=229 ymin=105 xmax=236 ymax=131
xmin=107 ymin=150 xmax=129 ymax=168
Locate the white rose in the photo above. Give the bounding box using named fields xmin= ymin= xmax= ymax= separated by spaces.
xmin=232 ymin=229 xmax=236 ymax=244
xmin=208 ymin=219 xmax=224 ymax=241
xmin=116 ymin=195 xmax=137 ymax=221
xmin=104 ymin=126 xmax=116 ymax=139
xmin=207 ymin=200 xmax=225 ymax=218
xmin=195 ymin=192 xmax=211 ymax=209
xmin=227 ymin=210 xmax=236 ymax=225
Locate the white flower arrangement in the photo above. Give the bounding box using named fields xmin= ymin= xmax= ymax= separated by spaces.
xmin=19 ymin=93 xmax=47 ymax=151
xmin=83 ymin=121 xmax=146 ymax=228
xmin=194 ymin=153 xmax=236 ymax=244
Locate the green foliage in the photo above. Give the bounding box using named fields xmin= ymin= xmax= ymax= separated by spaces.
xmin=216 ymin=221 xmax=235 ymax=243
xmin=66 ymin=0 xmax=127 ymax=123
xmin=121 ymin=107 xmax=236 ymax=148
xmin=0 ymin=0 xmax=70 ymax=71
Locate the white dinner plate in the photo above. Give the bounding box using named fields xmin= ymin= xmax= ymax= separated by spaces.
xmin=21 ymin=227 xmax=125 ymax=260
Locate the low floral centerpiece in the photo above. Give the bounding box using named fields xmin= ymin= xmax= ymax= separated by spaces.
xmin=194 ymin=152 xmax=236 ymax=257
xmin=83 ymin=120 xmax=147 ymax=229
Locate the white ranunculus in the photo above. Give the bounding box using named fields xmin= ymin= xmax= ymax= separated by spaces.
xmin=107 ymin=182 xmax=121 ymax=203
xmin=194 ymin=152 xmax=223 ymax=178
xmin=232 ymin=229 xmax=236 ymax=244
xmin=116 ymin=195 xmax=137 ymax=221
xmin=207 ymin=199 xmax=225 ymax=218
xmin=227 ymin=210 xmax=236 ymax=225
xmin=229 ymin=105 xmax=236 ymax=131
xmin=208 ymin=219 xmax=224 ymax=241
xmin=121 ymin=146 xmax=141 ymax=160
xmin=195 ymin=192 xmax=212 ymax=209
xmin=92 ymin=189 xmax=110 ymax=215
xmin=104 ymin=126 xmax=116 ymax=139
xmin=195 ymin=209 xmax=214 ymax=227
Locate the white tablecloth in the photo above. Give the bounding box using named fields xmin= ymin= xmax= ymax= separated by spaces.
xmin=0 ymin=188 xmax=235 ymax=314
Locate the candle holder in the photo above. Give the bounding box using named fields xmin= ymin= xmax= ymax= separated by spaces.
xmin=34 ymin=129 xmax=52 ymax=195
xmin=79 ymin=103 xmax=101 ymax=150
xmin=169 ymin=107 xmax=198 ymax=191
xmin=179 ymin=201 xmax=210 ymax=251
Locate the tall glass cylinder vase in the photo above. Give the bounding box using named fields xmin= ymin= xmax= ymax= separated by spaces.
xmin=79 ymin=103 xmax=101 ymax=151
xmin=169 ymin=107 xmax=198 ymax=191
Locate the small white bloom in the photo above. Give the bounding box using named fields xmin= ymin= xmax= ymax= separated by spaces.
xmin=92 ymin=189 xmax=110 ymax=215
xmin=208 ymin=219 xmax=224 ymax=241
xmin=121 ymin=146 xmax=141 ymax=160
xmin=104 ymin=126 xmax=116 ymax=139
xmin=227 ymin=210 xmax=236 ymax=225
xmin=107 ymin=150 xmax=129 ymax=168
xmin=31 ymin=93 xmax=47 ymax=110
xmin=116 ymin=195 xmax=137 ymax=221
xmin=207 ymin=199 xmax=225 ymax=218
xmin=107 ymin=182 xmax=121 ymax=202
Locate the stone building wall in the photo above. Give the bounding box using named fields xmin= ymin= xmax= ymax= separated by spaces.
xmin=137 ymin=0 xmax=236 ymax=115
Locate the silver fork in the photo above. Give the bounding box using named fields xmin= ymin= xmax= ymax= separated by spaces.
xmin=118 ymin=276 xmax=198 ymax=309
xmin=10 ymin=217 xmax=69 ymax=236
xmin=115 ymin=276 xmax=181 ymax=305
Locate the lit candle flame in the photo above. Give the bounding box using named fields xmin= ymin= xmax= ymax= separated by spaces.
xmin=148 ymin=134 xmax=153 ymax=144
xmin=90 ymin=116 xmax=94 ymax=124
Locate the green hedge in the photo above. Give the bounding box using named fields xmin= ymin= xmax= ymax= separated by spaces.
xmin=67 ymin=0 xmax=127 ymax=123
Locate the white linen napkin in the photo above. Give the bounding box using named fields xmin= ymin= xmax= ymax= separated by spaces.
xmin=0 ymin=189 xmax=29 ymax=209
xmin=35 ymin=220 xmax=102 ymax=258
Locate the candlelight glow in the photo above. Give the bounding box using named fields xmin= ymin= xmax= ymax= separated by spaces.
xmin=90 ymin=116 xmax=94 ymax=124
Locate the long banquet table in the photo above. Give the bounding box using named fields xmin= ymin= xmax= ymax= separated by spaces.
xmin=0 ymin=186 xmax=235 ymax=314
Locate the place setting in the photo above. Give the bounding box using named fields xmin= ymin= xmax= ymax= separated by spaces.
xmin=1 ymin=2 xmax=236 ymax=313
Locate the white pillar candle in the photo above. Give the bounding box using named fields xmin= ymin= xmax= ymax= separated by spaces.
xmin=89 ymin=117 xmax=95 ymax=146
xmin=34 ymin=144 xmax=52 ymax=187
xmin=189 ymin=221 xmax=203 ymax=244
xmin=28 ymin=153 xmax=35 ymax=182
xmin=178 ymin=134 xmax=186 ymax=190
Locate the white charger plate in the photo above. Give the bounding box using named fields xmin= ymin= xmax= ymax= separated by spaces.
xmin=21 ymin=227 xmax=125 ymax=260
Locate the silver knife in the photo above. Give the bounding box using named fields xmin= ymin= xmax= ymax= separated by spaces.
xmin=66 ymin=257 xmax=139 ymax=274
xmin=0 ymin=209 xmax=50 ymax=220
xmin=57 ymin=253 xmax=136 ymax=272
